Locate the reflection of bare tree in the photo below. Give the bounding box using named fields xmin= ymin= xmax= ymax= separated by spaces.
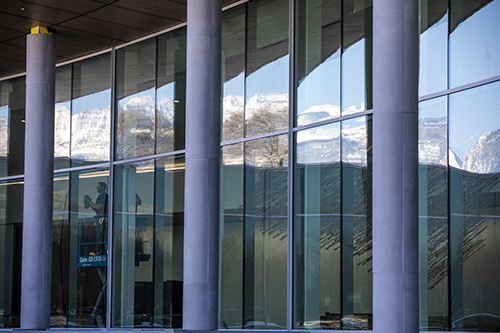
xmin=223 ymin=110 xmax=244 ymax=141
xmin=245 ymin=135 xmax=288 ymax=168
xmin=245 ymin=104 xmax=288 ymax=138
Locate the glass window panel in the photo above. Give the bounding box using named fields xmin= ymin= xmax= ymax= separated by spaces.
xmin=450 ymin=0 xmax=500 ymax=87
xmin=342 ymin=0 xmax=372 ymax=116
xmin=221 ymin=135 xmax=288 ymax=329
xmin=221 ymin=143 xmax=244 ymax=328
xmin=153 ymin=155 xmax=184 ymax=327
xmin=449 ymin=81 xmax=500 ymax=175
xmin=245 ymin=0 xmax=289 ymax=137
xmin=0 ymin=179 xmax=23 ymax=328
xmin=243 ymin=135 xmax=288 ymax=329
xmin=55 ymin=66 xmax=72 ymax=170
xmin=68 ymin=168 xmax=109 ymax=327
xmin=113 ymin=160 xmax=155 ymax=327
xmin=156 ymin=29 xmax=186 ymax=153
xmin=418 ymin=97 xmax=449 ymax=330
xmin=341 ymin=116 xmax=372 ymax=329
xmin=116 ymin=39 xmax=156 ymax=160
xmin=449 ymin=81 xmax=500 ymax=331
xmin=71 ymin=54 xmax=111 ymax=166
xmin=419 ymin=0 xmax=448 ymax=96
xmin=294 ymin=123 xmax=341 ymax=329
xmin=0 ymin=77 xmax=25 ymax=177
xmin=51 ymin=173 xmax=70 ymax=327
xmin=222 ymin=7 xmax=245 ymax=142
xmin=295 ymin=0 xmax=341 ymax=127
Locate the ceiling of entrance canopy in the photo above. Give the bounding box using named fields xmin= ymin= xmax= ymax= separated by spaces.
xmin=0 ymin=0 xmax=241 ymax=78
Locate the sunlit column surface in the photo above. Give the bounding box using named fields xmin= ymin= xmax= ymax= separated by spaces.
xmin=372 ymin=0 xmax=419 ymax=332
xmin=21 ymin=27 xmax=55 ymax=329
xmin=184 ymin=0 xmax=221 ymax=330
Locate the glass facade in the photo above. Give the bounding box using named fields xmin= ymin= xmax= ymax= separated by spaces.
xmin=418 ymin=0 xmax=500 ymax=331
xmin=0 ymin=0 xmax=499 ymax=331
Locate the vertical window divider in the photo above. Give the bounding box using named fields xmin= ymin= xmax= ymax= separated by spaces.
xmin=106 ymin=46 xmax=117 ymax=329
xmin=69 ymin=64 xmax=74 ymax=168
xmin=339 ymin=0 xmax=345 ymax=326
xmin=241 ymin=4 xmax=249 ymax=327
xmin=446 ymin=94 xmax=452 ymax=330
xmin=287 ymin=0 xmax=295 ymax=330
xmin=151 ymin=36 xmax=159 ymax=326
xmin=446 ymin=0 xmax=452 ymax=326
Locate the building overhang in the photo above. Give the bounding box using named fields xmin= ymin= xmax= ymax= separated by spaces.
xmin=0 ymin=0 xmax=241 ymax=79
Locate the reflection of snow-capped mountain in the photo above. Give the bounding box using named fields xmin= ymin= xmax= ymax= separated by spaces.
xmin=0 ymin=117 xmax=7 ymax=156
xmin=342 ymin=123 xmax=368 ymax=165
xmin=296 ymin=121 xmax=368 ymax=166
xmin=71 ymin=106 xmax=110 ymax=162
xmin=157 ymin=96 xmax=174 ymax=125
xmin=223 ymin=95 xmax=244 ymax=121
xmin=461 ymin=128 xmax=500 ymax=174
xmin=297 ymin=104 xmax=340 ymax=126
xmin=419 ymin=116 xmax=500 ymax=174
xmin=245 ymin=93 xmax=289 ymax=119
xmin=54 ymin=104 xmax=70 ymax=157
xmin=418 ymin=117 xmax=447 ymax=167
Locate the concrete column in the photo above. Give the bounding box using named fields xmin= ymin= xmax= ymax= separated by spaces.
xmin=21 ymin=28 xmax=55 ymax=329
xmin=183 ymin=0 xmax=221 ymax=330
xmin=372 ymin=0 xmax=419 ymax=332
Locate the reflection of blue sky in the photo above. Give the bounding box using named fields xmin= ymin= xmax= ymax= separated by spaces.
xmin=342 ymin=39 xmax=366 ymax=112
xmin=419 ymin=14 xmax=447 ymax=95
xmin=419 ymin=96 xmax=447 ymax=120
xmin=0 ymin=105 xmax=7 ymax=119
xmin=224 ymin=72 xmax=244 ymax=97
xmin=450 ymin=0 xmax=500 ymax=87
xmin=450 ymin=81 xmax=500 ymax=158
xmin=157 ymin=83 xmax=174 ymax=102
xmin=72 ymin=90 xmax=111 ymax=114
xmin=246 ymin=55 xmax=289 ymax=102
xmin=297 ymin=51 xmax=340 ymax=114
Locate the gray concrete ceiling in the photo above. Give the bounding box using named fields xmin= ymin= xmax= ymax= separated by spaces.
xmin=0 ymin=0 xmax=241 ymax=79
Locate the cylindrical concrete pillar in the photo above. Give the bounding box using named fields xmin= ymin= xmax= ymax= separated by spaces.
xmin=21 ymin=29 xmax=55 ymax=329
xmin=372 ymin=0 xmax=419 ymax=332
xmin=183 ymin=0 xmax=221 ymax=330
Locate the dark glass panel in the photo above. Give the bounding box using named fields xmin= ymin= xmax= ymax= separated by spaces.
xmin=341 ymin=116 xmax=372 ymax=329
xmin=153 ymin=155 xmax=184 ymax=327
xmin=295 ymin=0 xmax=341 ymax=126
xmin=0 ymin=77 xmax=25 ymax=177
xmin=55 ymin=66 xmax=72 ymax=170
xmin=450 ymin=0 xmax=500 ymax=87
xmin=68 ymin=169 xmax=109 ymax=327
xmin=113 ymin=160 xmax=155 ymax=327
xmin=342 ymin=0 xmax=372 ymax=115
xmin=419 ymin=0 xmax=448 ymax=96
xmin=157 ymin=29 xmax=186 ymax=153
xmin=71 ymin=54 xmax=111 ymax=166
xmin=294 ymin=123 xmax=341 ymax=329
xmin=0 ymin=179 xmax=23 ymax=328
xmin=418 ymin=97 xmax=449 ymax=330
xmin=221 ymin=143 xmax=244 ymax=328
xmin=243 ymin=135 xmax=288 ymax=329
xmin=222 ymin=7 xmax=245 ymax=141
xmin=116 ymin=39 xmax=156 ymax=159
xmin=449 ymin=82 xmax=500 ymax=331
xmin=51 ymin=173 xmax=70 ymax=327
xmin=245 ymin=0 xmax=289 ymax=137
